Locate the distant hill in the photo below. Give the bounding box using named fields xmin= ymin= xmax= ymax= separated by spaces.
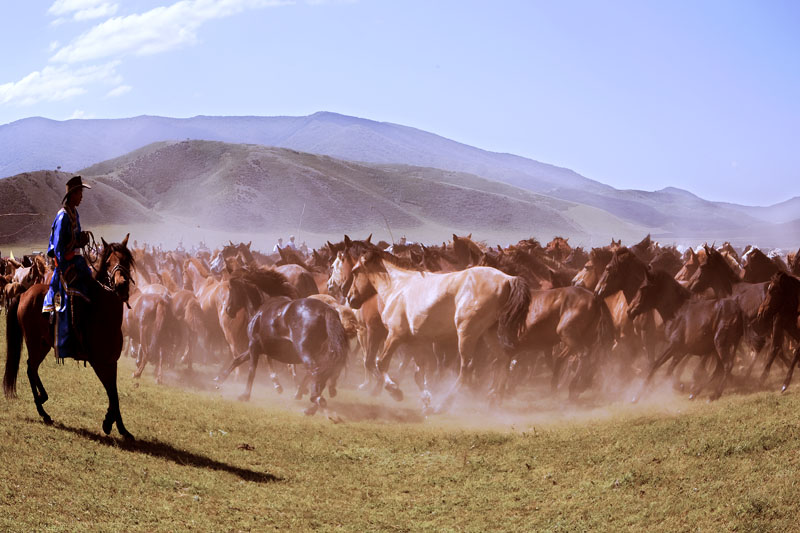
xmin=0 ymin=141 xmax=649 ymax=247
xmin=0 ymin=113 xmax=797 ymax=247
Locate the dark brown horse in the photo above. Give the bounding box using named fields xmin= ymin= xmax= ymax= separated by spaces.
xmin=3 ymin=236 xmax=136 ymax=439
xmin=686 ymin=246 xmax=779 ymax=381
xmin=512 ymin=286 xmax=614 ymax=400
xmin=629 ymin=268 xmax=743 ymax=401
xmin=757 ymin=272 xmax=800 ymax=391
xmin=741 ymin=247 xmax=785 ymax=283
xmin=214 ymin=268 xmax=348 ymax=415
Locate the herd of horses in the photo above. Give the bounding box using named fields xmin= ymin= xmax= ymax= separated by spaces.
xmin=2 ymin=232 xmax=800 ymax=439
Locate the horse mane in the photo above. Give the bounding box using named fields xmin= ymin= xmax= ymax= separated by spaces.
xmin=590 ymin=247 xmax=612 ymax=266
xmin=703 ymin=247 xmax=740 ymax=284
xmin=231 ymin=267 xmax=297 ymax=298
xmin=99 ymin=241 xmax=136 ymax=275
xmin=184 ymin=257 xmax=210 ymax=278
xmin=361 ymin=249 xmax=422 ymax=272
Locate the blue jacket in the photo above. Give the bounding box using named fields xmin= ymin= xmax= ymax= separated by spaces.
xmin=43 ymin=206 xmax=91 ymax=312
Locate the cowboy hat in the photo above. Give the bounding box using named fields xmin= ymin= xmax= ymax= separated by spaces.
xmin=62 ymin=175 xmax=91 ymax=203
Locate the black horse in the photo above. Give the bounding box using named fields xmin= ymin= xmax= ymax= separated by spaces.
xmin=213 ymin=268 xmax=348 ymax=415
xmin=4 ymin=235 xmax=136 ymax=439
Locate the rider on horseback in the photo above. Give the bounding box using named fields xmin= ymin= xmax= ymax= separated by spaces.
xmin=42 ymin=176 xmax=93 ymax=360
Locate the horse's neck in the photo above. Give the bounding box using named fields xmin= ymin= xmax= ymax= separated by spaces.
xmin=655 ymin=276 xmax=689 ymax=321
xmin=621 ymin=262 xmax=646 ymax=302
xmin=370 ymin=261 xmax=414 ymax=294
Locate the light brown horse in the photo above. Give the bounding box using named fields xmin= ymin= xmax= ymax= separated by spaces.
xmin=4 ymin=236 xmax=136 ymax=439
xmin=345 ymin=250 xmax=531 ymax=408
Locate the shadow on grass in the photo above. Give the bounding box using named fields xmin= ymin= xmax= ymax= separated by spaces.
xmin=50 ymin=421 xmax=283 ymax=483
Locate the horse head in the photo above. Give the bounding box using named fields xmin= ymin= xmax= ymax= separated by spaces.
xmin=99 ymin=233 xmax=135 ymax=303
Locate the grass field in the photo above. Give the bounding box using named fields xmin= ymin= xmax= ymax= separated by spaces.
xmin=2 ymin=314 xmax=800 ymax=532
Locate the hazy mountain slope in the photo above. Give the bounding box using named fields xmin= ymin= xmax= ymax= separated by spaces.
xmin=0 ymin=113 xmax=794 ymax=244
xmin=0 ymin=170 xmax=160 ymax=243
xmin=1 ymin=141 xmax=651 ymax=245
xmin=81 ymin=140 xmax=623 ymax=237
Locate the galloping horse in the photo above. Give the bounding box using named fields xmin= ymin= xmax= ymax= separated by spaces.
xmin=757 ymin=272 xmax=800 ymax=391
xmin=3 ymin=236 xmax=136 ymax=439
xmin=686 ymin=246 xmax=778 ymax=381
xmin=629 ymin=268 xmax=743 ymax=401
xmin=345 ymin=250 xmax=531 ymax=408
xmin=214 ymin=269 xmax=348 ymax=415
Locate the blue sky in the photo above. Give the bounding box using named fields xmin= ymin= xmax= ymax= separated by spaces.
xmin=1 ymin=0 xmax=798 ymax=206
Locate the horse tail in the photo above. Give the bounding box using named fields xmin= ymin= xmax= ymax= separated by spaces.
xmin=497 ymin=276 xmax=531 ymax=350
xmin=3 ymin=295 xmax=23 ymax=399
xmin=185 ymin=299 xmax=204 ymax=344
xmin=593 ymin=294 xmax=615 ymax=354
xmin=149 ymin=297 xmax=168 ymax=362
xmin=324 ymin=306 xmax=349 ymax=376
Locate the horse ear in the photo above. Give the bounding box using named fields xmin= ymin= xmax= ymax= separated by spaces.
xmin=101 ymin=237 xmax=109 ymax=248
xmin=365 ymin=234 xmax=372 ymax=243
xmin=247 ymin=241 xmax=251 ymax=249
xmin=344 ymin=235 xmax=352 ymax=247
xmin=452 ymin=234 xmax=459 ymax=242
xmin=121 ymin=233 xmax=129 ymax=247
xmin=467 ymin=233 xmax=472 ymax=239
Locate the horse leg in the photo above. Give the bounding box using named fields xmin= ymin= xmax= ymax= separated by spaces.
xmin=359 ymin=324 xmax=385 ymax=391
xmin=759 ymin=322 xmax=784 ymax=383
xmin=375 ymin=335 xmax=404 ymax=402
xmin=264 ymin=358 xmax=284 ymax=394
xmin=132 ymin=342 xmax=147 ymax=379
xmin=92 ymin=361 xmax=134 ymax=440
xmin=304 ymin=376 xmax=328 ymax=416
xmin=156 ymin=347 xmax=164 ymax=385
xmin=781 ymin=345 xmax=800 ymax=393
xmin=294 ymin=370 xmax=311 ymax=400
xmin=239 ymin=352 xmax=261 ymax=402
xmin=550 ymin=344 xmax=570 ymax=392
xmin=213 ymin=350 xmax=251 ymax=386
xmin=26 ymin=354 xmax=52 ymax=424
xmin=632 ymin=343 xmax=680 ymax=403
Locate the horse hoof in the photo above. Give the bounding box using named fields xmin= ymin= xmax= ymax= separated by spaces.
xmin=329 ymin=387 xmax=337 ymax=398
xmin=274 ymin=384 xmax=283 ymax=395
xmin=630 ymin=396 xmax=639 ymax=404
xmin=304 ymin=405 xmax=319 ymax=416
xmin=387 ymin=386 xmax=404 ymax=402
xmin=688 ymin=394 xmax=696 ymax=401
xmin=121 ymin=431 xmax=136 ymax=442
xmin=237 ymin=394 xmax=251 ymax=402
xmin=781 ymin=385 xmax=788 ymax=393
xmin=102 ymin=420 xmax=113 ymax=435
xmin=42 ymin=416 xmax=53 ymax=426
xmin=357 ymin=381 xmax=370 ymax=391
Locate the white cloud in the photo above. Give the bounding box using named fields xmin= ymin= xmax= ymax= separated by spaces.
xmin=50 ymin=0 xmax=292 ymax=64
xmin=48 ymin=0 xmax=119 ymax=20
xmin=106 ymin=84 xmax=132 ymax=98
xmin=49 ymin=41 xmax=61 ymax=52
xmin=68 ymin=109 xmax=95 ymax=119
xmin=0 ymin=62 xmax=121 ymax=106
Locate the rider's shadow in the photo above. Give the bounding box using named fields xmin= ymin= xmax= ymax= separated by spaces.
xmin=46 ymin=420 xmax=283 ymax=484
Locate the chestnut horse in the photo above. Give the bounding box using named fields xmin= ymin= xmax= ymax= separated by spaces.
xmin=629 ymin=268 xmax=743 ymax=401
xmin=345 ymin=250 xmax=531 ymax=408
xmin=3 ymin=236 xmax=136 ymax=439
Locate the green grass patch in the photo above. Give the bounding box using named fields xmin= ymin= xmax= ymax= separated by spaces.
xmin=2 ymin=315 xmax=800 ymax=531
